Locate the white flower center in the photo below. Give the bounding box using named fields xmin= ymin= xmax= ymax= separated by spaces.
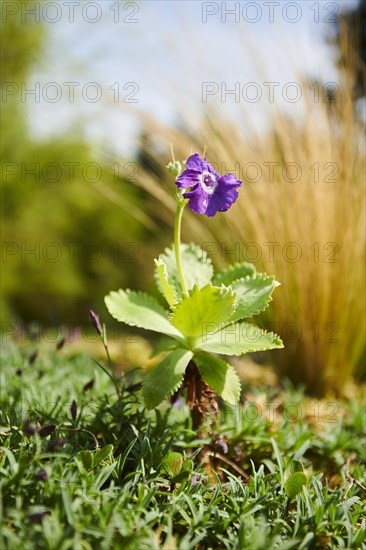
xmin=199 ymin=170 xmax=217 ymax=194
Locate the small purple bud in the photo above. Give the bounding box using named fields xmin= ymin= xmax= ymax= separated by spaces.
xmin=37 ymin=469 xmax=48 ymax=482
xmin=38 ymin=424 xmax=56 ymax=437
xmin=16 ymin=368 xmax=23 ymax=376
xmin=48 ymin=438 xmax=67 ymax=451
xmin=56 ymin=337 xmax=65 ymax=350
xmin=215 ymin=437 xmax=228 ymax=454
xmin=28 ymin=511 xmax=50 ymax=523
xmin=70 ymin=400 xmax=77 ymax=422
xmin=83 ymin=379 xmax=94 ymax=393
xmin=126 ymin=382 xmax=142 ymax=393
xmin=29 ymin=350 xmax=38 ymax=365
xmin=24 ymin=419 xmax=37 ymax=436
xmin=89 ymin=309 xmax=103 ymax=336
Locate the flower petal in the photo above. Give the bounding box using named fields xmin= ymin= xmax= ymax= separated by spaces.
xmin=205 ymin=187 xmax=240 ymax=217
xmin=183 ymin=185 xmax=208 ymax=214
xmin=186 ymin=153 xmax=207 ymax=171
xmin=176 ymin=153 xmax=243 ymax=217
xmin=208 ymin=165 xmax=221 ymax=180
xmin=219 ymin=174 xmax=242 ymax=188
xmin=176 ymin=169 xmax=202 ymax=189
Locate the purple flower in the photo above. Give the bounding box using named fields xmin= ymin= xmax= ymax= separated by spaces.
xmin=48 ymin=438 xmax=67 ymax=451
xmin=37 ymin=469 xmax=48 ymax=482
xmin=28 ymin=511 xmax=51 ymax=523
xmin=176 ymin=153 xmax=242 ymax=217
xmin=191 ymin=473 xmax=200 ymax=486
xmin=23 ymin=419 xmax=37 ymax=436
xmin=215 ymin=437 xmax=228 ymax=454
xmin=38 ymin=424 xmax=56 ymax=437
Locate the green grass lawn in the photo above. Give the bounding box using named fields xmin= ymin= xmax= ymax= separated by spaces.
xmin=1 ymin=342 xmax=365 ymax=549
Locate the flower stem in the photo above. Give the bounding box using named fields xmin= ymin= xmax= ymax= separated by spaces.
xmin=174 ymin=198 xmax=188 ymax=296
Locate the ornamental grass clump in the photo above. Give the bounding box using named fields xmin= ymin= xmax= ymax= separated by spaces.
xmin=105 ymin=151 xmax=283 ymax=425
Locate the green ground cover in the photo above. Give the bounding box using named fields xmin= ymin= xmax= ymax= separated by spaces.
xmin=1 ymin=343 xmax=365 ymax=549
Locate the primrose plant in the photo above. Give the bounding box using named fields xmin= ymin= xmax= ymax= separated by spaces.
xmin=105 ymin=152 xmax=283 ymax=424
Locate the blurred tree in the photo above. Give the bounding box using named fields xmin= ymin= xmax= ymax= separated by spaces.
xmin=334 ymin=0 xmax=366 ymax=99
xmin=0 ymin=0 xmax=44 ymax=162
xmin=1 ymin=0 xmax=158 ymax=326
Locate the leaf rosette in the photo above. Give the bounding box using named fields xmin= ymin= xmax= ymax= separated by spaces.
xmin=105 ymin=246 xmax=283 ymax=409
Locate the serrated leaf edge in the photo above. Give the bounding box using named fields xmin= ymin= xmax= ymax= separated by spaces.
xmin=105 ymin=289 xmax=185 ymax=342
xmin=213 ymin=261 xmax=257 ymax=285
xmin=158 ymin=242 xmax=214 ymax=299
xmin=154 ymin=257 xmax=178 ymax=307
xmin=161 ymin=242 xmax=213 ymax=265
xmin=198 ymin=323 xmax=284 ymax=355
xmin=227 ymin=272 xmax=280 ymax=321
xmin=105 ymin=289 xmax=171 ymax=326
xmin=168 ymin=283 xmax=237 ymax=326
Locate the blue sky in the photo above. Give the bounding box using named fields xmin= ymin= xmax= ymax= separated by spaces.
xmin=27 ymin=0 xmax=359 ymax=156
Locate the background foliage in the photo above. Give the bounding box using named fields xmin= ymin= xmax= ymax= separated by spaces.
xmin=1 ymin=0 xmax=163 ymax=325
xmin=1 ymin=0 xmax=365 ymax=395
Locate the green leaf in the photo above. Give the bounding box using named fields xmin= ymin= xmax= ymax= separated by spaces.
xmin=161 ymin=453 xmax=193 ymax=484
xmin=172 ymin=468 xmax=193 ymax=484
xmin=198 ymin=322 xmax=283 ymax=356
xmin=161 ymin=452 xmax=184 ymax=478
xmin=154 ymin=257 xmax=177 ymax=307
xmin=284 ymin=472 xmax=307 ymax=499
xmin=77 ymin=445 xmax=114 ymax=470
xmin=284 ymin=459 xmax=304 ymax=482
xmin=160 ymin=243 xmax=214 ymax=298
xmin=149 ymin=337 xmax=180 ymax=358
xmin=213 ymin=262 xmax=256 ymax=285
xmin=194 ymin=352 xmax=241 ymax=404
xmin=227 ymin=274 xmax=280 ymax=323
xmin=93 ymin=445 xmax=114 ymax=468
xmin=78 ymin=450 xmax=93 ymax=471
xmin=181 ymin=459 xmax=194 ymax=474
xmin=105 ymin=290 xmax=183 ymax=340
xmin=143 ymin=348 xmax=193 ymax=409
xmin=170 ymin=284 xmax=236 ymax=341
